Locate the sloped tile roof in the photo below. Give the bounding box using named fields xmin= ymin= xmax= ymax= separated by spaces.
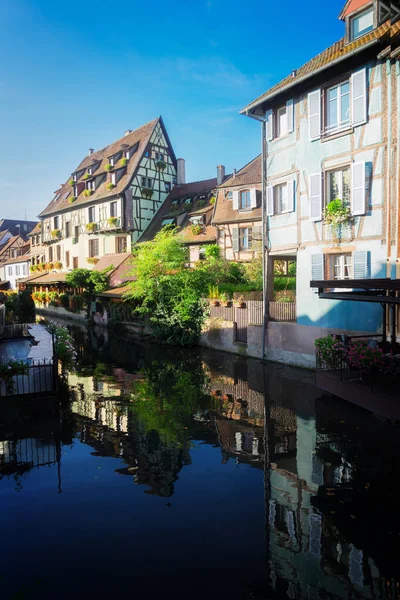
xmin=241 ymin=21 xmax=391 ymax=113
xmin=181 ymin=225 xmax=217 ymax=244
xmin=28 ymin=223 xmax=42 ymax=236
xmin=218 ymin=155 xmax=261 ymax=189
xmin=93 ymin=253 xmax=131 ymax=274
xmin=39 ymin=118 xmax=160 ymax=218
xmin=0 ymin=236 xmax=24 ymax=258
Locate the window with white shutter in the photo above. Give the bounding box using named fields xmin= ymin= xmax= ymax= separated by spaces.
xmin=232 ymin=190 xmax=239 ymax=211
xmin=286 ymin=99 xmax=294 ymax=132
xmin=232 ymin=228 xmax=239 ymax=253
xmin=351 ymin=68 xmax=367 ymax=126
xmin=250 ymin=188 xmax=257 ymax=208
xmin=266 ymin=109 xmax=273 ymax=141
xmin=353 ymin=250 xmax=370 ymax=278
xmin=351 ymin=161 xmax=366 ymax=215
xmin=309 ymin=173 xmax=322 ymax=221
xmin=287 ymin=180 xmax=295 ymax=212
xmin=267 ymin=186 xmax=274 ymax=216
xmin=308 ymin=89 xmax=321 ymax=140
xmin=311 ymin=254 xmax=324 ymax=282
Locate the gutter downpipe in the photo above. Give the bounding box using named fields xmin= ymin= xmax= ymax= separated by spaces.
xmin=246 ymin=109 xmax=268 ymax=361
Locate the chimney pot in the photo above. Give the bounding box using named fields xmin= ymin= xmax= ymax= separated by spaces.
xmin=125 ymin=129 xmax=132 ymax=137
xmin=233 ymin=168 xmax=237 ymax=178
xmin=217 ymin=164 xmax=226 ymax=186
xmin=88 ymin=148 xmax=94 ymax=156
xmin=177 ymin=158 xmax=186 ymax=185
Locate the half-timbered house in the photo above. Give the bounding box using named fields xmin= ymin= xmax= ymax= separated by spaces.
xmin=37 ymin=117 xmax=177 ymax=271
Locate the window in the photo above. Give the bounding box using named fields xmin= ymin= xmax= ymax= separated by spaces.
xmin=111 ymin=172 xmax=116 ymax=185
xmin=165 ymin=182 xmax=171 ymax=193
xmin=116 ymin=237 xmax=127 ymax=253
xmin=88 ymin=166 xmax=92 ymax=175
xmin=15 ymin=265 xmax=20 ymax=276
xmin=332 ymin=254 xmax=352 ymax=280
xmin=351 ymin=7 xmax=374 ymax=40
xmin=7 ymin=266 xmax=12 ymax=276
xmin=54 ymin=216 xmax=59 ymax=230
xmin=275 ymin=105 xmax=288 ymax=137
xmin=73 ymin=257 xmax=78 ymax=269
xmin=240 ymin=190 xmax=251 ymax=210
xmin=124 ymin=149 xmax=131 ymax=160
xmin=74 ymin=226 xmax=79 ymax=241
xmin=110 ymin=201 xmax=117 ymax=217
xmin=325 ymin=80 xmax=350 ymax=132
xmin=65 ymin=221 xmax=70 ymax=238
xmin=109 ymin=156 xmax=115 ymax=167
xmin=56 ymin=245 xmax=61 ymax=261
xmin=65 ymin=251 xmax=70 ymax=268
xmin=219 ymin=229 xmax=225 ymax=239
xmin=141 ymin=177 xmax=152 ymax=188
xmin=144 ymin=150 xmax=149 ymax=158
xmin=88 ymin=206 xmax=95 ymax=223
xmin=274 ymin=183 xmax=288 ymax=214
xmin=325 ymin=167 xmax=350 ymax=207
xmin=227 ymin=191 xmax=233 ymax=199
xmin=86 ymin=179 xmax=95 ymax=191
xmin=48 ymin=247 xmax=53 ymax=262
xmin=155 ymin=152 xmax=164 ymax=161
xmin=89 ymin=239 xmax=99 ymax=258
xmin=22 ymin=264 xmax=27 ymax=275
xmin=239 ymin=227 xmax=252 ymax=250
xmin=172 ymin=177 xmax=177 ymax=185
xmin=73 ymin=173 xmax=77 ymax=182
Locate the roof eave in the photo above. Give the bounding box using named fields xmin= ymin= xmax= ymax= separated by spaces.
xmin=240 ymin=36 xmax=381 ymax=115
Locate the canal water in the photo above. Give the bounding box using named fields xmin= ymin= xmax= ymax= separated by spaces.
xmin=1 ymin=324 xmax=400 ymax=599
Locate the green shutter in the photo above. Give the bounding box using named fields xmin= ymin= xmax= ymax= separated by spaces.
xmin=232 ymin=228 xmax=239 ymax=253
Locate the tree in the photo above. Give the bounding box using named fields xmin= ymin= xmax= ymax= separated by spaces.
xmin=66 ymin=267 xmax=111 ymax=294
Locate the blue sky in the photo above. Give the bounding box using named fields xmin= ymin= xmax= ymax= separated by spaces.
xmin=0 ymin=0 xmax=345 ymax=220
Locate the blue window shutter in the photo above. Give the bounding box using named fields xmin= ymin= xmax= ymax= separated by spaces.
xmin=311 ymin=254 xmax=324 ymax=282
xmin=232 ymin=228 xmax=239 ymax=253
xmin=353 ymin=250 xmax=370 ymax=278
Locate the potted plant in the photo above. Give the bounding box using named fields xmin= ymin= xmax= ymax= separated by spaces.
xmin=323 ymin=199 xmax=353 ymax=245
xmin=83 ymin=174 xmax=91 ymax=180
xmin=107 ymin=217 xmax=119 ymax=227
xmin=191 ymin=223 xmax=202 ymax=236
xmin=46 ymin=262 xmax=54 ymax=271
xmin=121 ymin=157 xmax=128 ymax=167
xmin=83 ymin=189 xmax=93 ymax=197
xmin=54 ymin=261 xmax=62 ymax=270
xmin=30 ymin=265 xmax=37 ymax=273
xmin=51 ymin=229 xmax=61 ymax=239
xmin=86 ymin=257 xmax=99 ymax=264
xmin=209 ymin=195 xmax=216 ymax=205
xmin=141 ymin=187 xmax=154 ymax=199
xmin=106 ymin=183 xmax=116 ymax=191
xmin=234 ymin=295 xmax=246 ymax=308
xmin=48 ymin=291 xmax=59 ymax=306
xmin=208 ymin=285 xmax=220 ymax=306
xmin=348 ymin=340 xmax=384 ymax=372
xmin=105 ymin=164 xmax=114 ymax=171
xmin=155 ymin=159 xmax=167 ymax=171
xmin=32 ymin=291 xmax=39 ymax=302
xmin=220 ymin=293 xmax=232 ymax=307
xmin=69 ymin=196 xmax=77 ymax=204
xmin=315 ymin=335 xmax=346 ymax=369
xmin=69 ymin=179 xmax=75 ymax=186
xmin=86 ymin=222 xmax=97 ymax=233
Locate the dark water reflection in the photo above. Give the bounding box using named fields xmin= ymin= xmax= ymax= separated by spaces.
xmin=1 ymin=324 xmax=400 ymax=599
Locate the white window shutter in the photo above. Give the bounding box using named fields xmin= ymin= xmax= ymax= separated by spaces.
xmin=351 ymin=68 xmax=367 ymax=127
xmin=267 ymin=185 xmax=274 ymax=216
xmin=232 ymin=190 xmax=239 ymax=210
xmin=353 ymin=250 xmax=370 ymax=279
xmin=308 ymin=89 xmax=321 ymax=141
xmin=309 ymin=173 xmax=322 ymax=221
xmin=286 ymin=99 xmax=294 ymax=133
xmin=232 ymin=228 xmax=239 ymax=253
xmin=351 ymin=161 xmax=366 ymax=215
xmin=311 ymin=254 xmax=325 ymax=282
xmin=250 ymin=188 xmax=257 ymax=208
xmin=287 ymin=180 xmax=295 ymax=212
xmin=266 ymin=109 xmax=273 ymax=141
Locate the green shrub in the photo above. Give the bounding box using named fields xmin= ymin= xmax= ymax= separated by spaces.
xmin=59 ymin=293 xmax=69 ymax=308
xmin=273 ymin=277 xmax=296 ymax=291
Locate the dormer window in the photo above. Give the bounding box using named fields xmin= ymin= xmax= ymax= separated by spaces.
xmin=350 ymin=6 xmax=374 ymax=40
xmin=124 ymin=149 xmax=131 ymax=160
xmin=109 ymin=156 xmax=115 ymax=167
xmin=88 ymin=166 xmax=93 ymax=176
xmin=240 ymin=190 xmax=251 ymax=210
xmin=73 ymin=173 xmax=77 ymax=182
xmin=111 ymin=172 xmax=116 ymax=185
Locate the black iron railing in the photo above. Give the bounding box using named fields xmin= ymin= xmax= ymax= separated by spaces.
xmin=0 ymin=359 xmax=57 ymax=398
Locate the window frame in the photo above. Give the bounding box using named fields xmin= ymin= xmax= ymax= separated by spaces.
xmin=110 ymin=201 xmax=117 ymax=218
xmin=239 ymin=190 xmax=251 ymax=211
xmin=89 ymin=238 xmax=99 ymax=258
xmin=165 ymin=181 xmax=171 ymax=193
xmin=275 ymin=104 xmax=288 ymax=138
xmin=324 ymin=165 xmax=351 ymax=209
xmin=323 ymin=77 xmax=351 ymax=135
xmin=350 ymin=6 xmax=374 ymax=41
xmin=116 ymin=236 xmax=127 ymax=254
xmin=88 ymin=206 xmax=95 ymax=223
xmin=239 ymin=227 xmax=253 ymax=251
xmin=274 ymin=182 xmax=289 ymax=215
xmin=329 ymin=253 xmax=353 ymax=280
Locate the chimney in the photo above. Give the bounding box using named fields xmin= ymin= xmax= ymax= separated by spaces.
xmin=217 ymin=165 xmax=225 ymax=186
xmin=88 ymin=148 xmax=94 ymax=156
xmin=177 ymin=158 xmax=186 ymax=185
xmin=233 ymin=168 xmax=237 ymax=178
xmin=125 ymin=129 xmax=132 ymax=136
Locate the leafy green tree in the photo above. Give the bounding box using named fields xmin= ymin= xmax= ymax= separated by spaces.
xmin=66 ymin=267 xmax=111 ymax=294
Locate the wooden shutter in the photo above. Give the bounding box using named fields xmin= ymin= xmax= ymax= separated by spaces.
xmin=351 ymin=161 xmax=366 ymax=215
xmin=233 ymin=190 xmax=239 ymax=210
xmin=287 ymin=180 xmax=295 ymax=212
xmin=252 ymin=225 xmax=262 ymax=244
xmin=286 ymin=99 xmax=294 ymax=132
xmin=267 ymin=185 xmax=274 ymax=216
xmin=351 ymin=68 xmax=367 ymax=127
xmin=309 ymin=173 xmax=322 ymax=221
xmin=311 ymin=254 xmax=324 ymax=282
xmin=266 ymin=109 xmax=273 ymax=141
xmin=232 ymin=228 xmax=239 ymax=253
xmin=308 ymin=89 xmax=321 ymax=141
xmin=250 ymin=188 xmax=257 ymax=208
xmin=353 ymin=250 xmax=370 ymax=279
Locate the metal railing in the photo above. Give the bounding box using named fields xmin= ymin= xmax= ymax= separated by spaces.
xmin=0 ymin=359 xmax=57 ymax=398
xmin=0 ymin=323 xmax=32 ymax=340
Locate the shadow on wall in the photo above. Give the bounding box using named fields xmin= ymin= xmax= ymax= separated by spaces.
xmin=297 ymin=261 xmax=386 ymax=331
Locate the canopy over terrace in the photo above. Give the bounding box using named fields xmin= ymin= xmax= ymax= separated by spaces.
xmin=310 ymin=278 xmax=400 ymax=347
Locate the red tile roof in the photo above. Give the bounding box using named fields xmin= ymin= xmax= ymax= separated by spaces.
xmin=39 ymin=118 xmax=161 ymax=217
xmin=93 ymin=253 xmax=131 ymax=274
xmin=180 ymin=225 xmax=217 ymax=244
